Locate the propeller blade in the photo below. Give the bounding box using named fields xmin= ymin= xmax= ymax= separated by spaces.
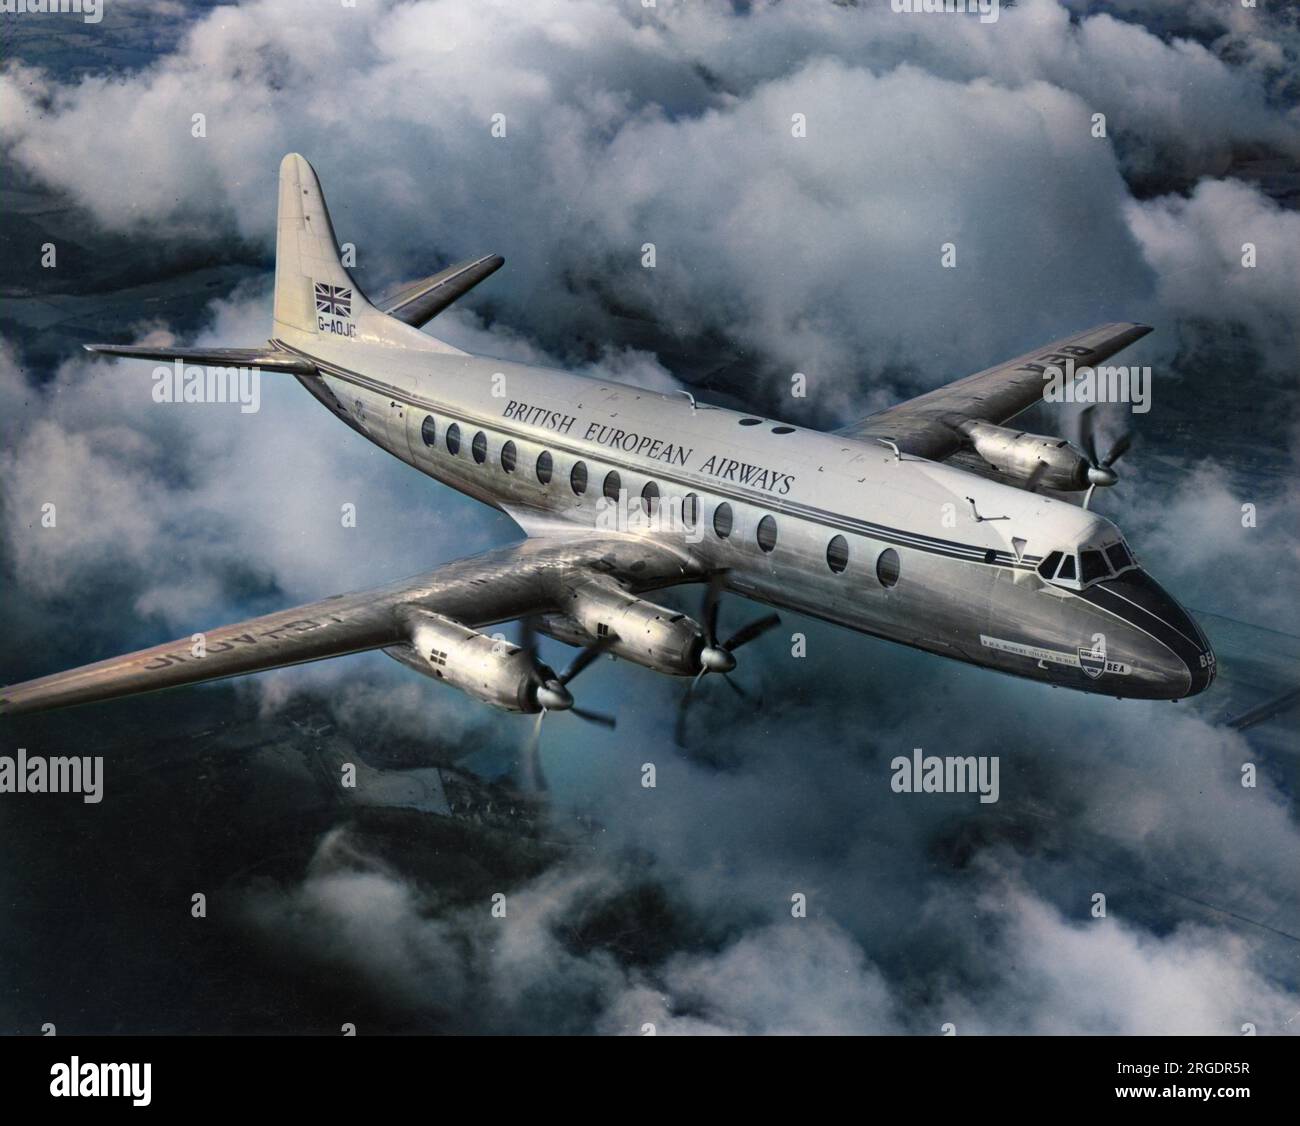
xmin=722 ymin=612 xmax=781 ymax=652
xmin=674 ymin=693 xmax=691 ymax=747
xmin=1077 ymin=405 xmax=1100 ymax=467
xmin=518 ymin=710 xmax=547 ymax=794
xmin=559 ymin=634 xmax=616 ymax=685
xmin=570 ymin=706 xmax=617 ymax=729
xmin=1102 ymin=432 xmax=1132 ymax=467
xmin=677 ymin=579 xmax=772 ymax=746
xmin=1082 ymin=482 xmax=1097 ymax=511
xmin=721 ymin=674 xmax=751 ymax=700
xmin=702 ymin=572 xmax=727 ymax=646
xmin=674 ymin=671 xmax=705 ymax=746
xmin=519 ymin=615 xmax=545 ymax=685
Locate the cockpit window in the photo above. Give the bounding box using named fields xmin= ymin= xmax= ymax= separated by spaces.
xmin=1080 ymin=550 xmax=1108 ymax=583
xmin=1038 ymin=538 xmax=1138 ymax=590
xmin=1105 ymin=542 xmax=1134 ymax=572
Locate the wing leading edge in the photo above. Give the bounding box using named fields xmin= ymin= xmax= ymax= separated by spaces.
xmin=83 ymin=345 xmax=317 ymax=374
xmin=1 ymin=536 xmax=696 ymax=716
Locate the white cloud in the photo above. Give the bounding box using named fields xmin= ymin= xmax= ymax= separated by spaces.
xmin=0 ymin=294 xmax=502 ymax=626
xmin=1125 ymin=178 xmax=1300 ymax=369
xmin=2 ymin=0 xmax=1295 ymax=406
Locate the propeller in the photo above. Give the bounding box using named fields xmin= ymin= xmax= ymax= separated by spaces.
xmin=1075 ymin=405 xmax=1132 ymax=509
xmin=675 ymin=573 xmax=780 ymax=746
xmin=516 ymin=616 xmax=617 ymax=796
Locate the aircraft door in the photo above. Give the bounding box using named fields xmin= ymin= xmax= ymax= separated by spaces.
xmin=385 ymin=398 xmax=415 ymax=463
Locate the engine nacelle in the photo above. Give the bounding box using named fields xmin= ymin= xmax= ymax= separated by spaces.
xmin=385 ymin=610 xmax=537 ymax=712
xmin=960 ymin=420 xmax=1090 ymax=491
xmin=554 ymin=580 xmax=704 ymax=677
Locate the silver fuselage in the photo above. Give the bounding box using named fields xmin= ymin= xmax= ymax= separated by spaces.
xmin=281 ymin=333 xmax=1214 ymax=700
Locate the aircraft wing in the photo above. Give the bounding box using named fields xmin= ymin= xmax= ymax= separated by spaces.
xmin=0 ymin=535 xmax=695 ymax=716
xmin=836 ymin=322 xmax=1152 ymax=459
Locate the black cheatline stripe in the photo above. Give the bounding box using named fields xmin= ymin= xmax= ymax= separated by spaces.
xmin=1077 ymin=586 xmax=1203 ymax=690
xmin=275 ymin=340 xmax=1045 ymax=572
xmin=1085 ymin=585 xmax=1211 ymax=694
xmin=1072 ymin=586 xmax=1182 ymax=663
xmin=1095 ymin=583 xmax=1205 ymax=651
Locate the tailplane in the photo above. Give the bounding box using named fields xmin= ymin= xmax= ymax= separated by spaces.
xmin=85 ymin=153 xmax=500 ymax=365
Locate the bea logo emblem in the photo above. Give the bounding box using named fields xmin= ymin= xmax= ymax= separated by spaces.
xmin=1078 ymin=646 xmax=1106 ymax=679
xmin=315 ymin=282 xmax=356 ymax=338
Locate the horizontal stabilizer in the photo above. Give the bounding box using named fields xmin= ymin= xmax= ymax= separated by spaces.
xmin=84 ymin=344 xmax=316 ymax=374
xmin=380 ymin=254 xmax=504 ymax=328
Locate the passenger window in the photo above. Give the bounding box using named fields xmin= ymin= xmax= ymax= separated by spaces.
xmin=756 ymin=515 xmax=777 ymax=553
xmin=536 ymin=450 xmax=553 ymax=485
xmin=713 ymin=502 xmax=733 ymax=539
xmin=603 ymin=470 xmax=621 ymax=501
xmin=641 ymin=480 xmax=659 ymax=515
xmin=826 ymin=535 xmax=849 ymax=574
xmin=500 ymin=440 xmax=517 ymax=473
xmin=570 ymin=461 xmax=588 ymax=495
xmin=1081 ymin=550 xmax=1108 ymax=583
xmin=876 ymin=548 xmax=900 ymax=588
xmin=472 ymin=431 xmax=488 ymax=464
xmin=446 ymin=423 xmax=461 ymax=455
xmin=421 ymin=415 xmax=436 ymax=448
xmin=682 ymin=493 xmax=699 ymax=528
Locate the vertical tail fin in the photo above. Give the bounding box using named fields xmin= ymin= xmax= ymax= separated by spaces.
xmin=273 ymin=153 xmax=378 ymax=340
xmin=272 ymin=153 xmax=470 ymax=354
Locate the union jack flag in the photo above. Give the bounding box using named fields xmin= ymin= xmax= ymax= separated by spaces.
xmin=314 ymin=282 xmax=352 ymax=317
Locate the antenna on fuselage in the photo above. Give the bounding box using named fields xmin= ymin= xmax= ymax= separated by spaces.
xmin=966 ymin=496 xmax=1009 ymax=523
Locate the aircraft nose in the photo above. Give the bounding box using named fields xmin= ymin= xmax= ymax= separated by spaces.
xmin=1087 ymin=570 xmax=1216 ymax=698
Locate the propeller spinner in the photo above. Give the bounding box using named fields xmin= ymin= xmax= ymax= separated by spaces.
xmin=516 ymin=617 xmax=617 ymax=796
xmin=1075 ymin=405 xmax=1132 ymax=509
xmin=676 ymin=573 xmax=780 ymax=746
